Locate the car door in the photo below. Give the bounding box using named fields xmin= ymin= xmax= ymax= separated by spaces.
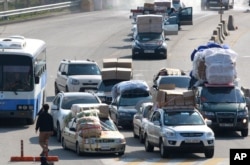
xmin=50 ymin=95 xmax=61 ymax=129
xmin=163 ymin=16 xmax=179 ymax=35
xmin=178 ymin=7 xmax=193 ymax=25
xmin=109 ymin=98 xmax=118 ymax=123
xmin=57 ymin=63 xmax=67 ymax=92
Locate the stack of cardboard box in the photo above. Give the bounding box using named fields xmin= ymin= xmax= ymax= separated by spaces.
xmin=137 ymin=14 xmax=163 ymax=33
xmin=101 ymin=58 xmax=132 ymax=80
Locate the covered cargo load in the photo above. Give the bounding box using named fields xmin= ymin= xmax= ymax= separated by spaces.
xmin=192 ymin=43 xmax=238 ymax=85
xmin=136 ymin=14 xmax=163 ymax=33
xmin=111 ymin=80 xmax=150 ymax=99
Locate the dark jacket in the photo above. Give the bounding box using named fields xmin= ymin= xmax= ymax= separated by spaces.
xmin=35 ymin=111 xmax=54 ymax=132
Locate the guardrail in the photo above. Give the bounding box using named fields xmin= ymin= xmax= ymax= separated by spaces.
xmin=0 ymin=0 xmax=81 ymax=19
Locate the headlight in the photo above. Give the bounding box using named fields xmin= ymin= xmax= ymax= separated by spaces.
xmin=204 ymin=111 xmax=215 ymax=116
xmin=205 ymin=131 xmax=214 ymax=138
xmin=163 ymin=130 xmax=176 ymax=138
xmin=69 ymin=78 xmax=80 ymax=85
xmin=238 ymin=110 xmax=248 ymax=117
xmin=84 ymin=138 xmax=95 ymax=144
xmin=114 ymin=138 xmax=126 ymax=143
xmin=133 ymin=41 xmax=141 ymax=48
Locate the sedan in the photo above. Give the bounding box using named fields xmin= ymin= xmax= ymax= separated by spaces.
xmin=133 ymin=101 xmax=153 ymax=143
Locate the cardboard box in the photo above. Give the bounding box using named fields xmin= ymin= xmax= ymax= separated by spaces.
xmin=143 ymin=3 xmax=155 ymax=11
xmin=103 ymin=58 xmax=117 ymax=68
xmin=101 ymin=68 xmax=116 ymax=80
xmin=117 ymin=58 xmax=132 ymax=68
xmin=116 ymin=68 xmax=132 ymax=80
xmin=158 ymin=84 xmax=176 ymax=90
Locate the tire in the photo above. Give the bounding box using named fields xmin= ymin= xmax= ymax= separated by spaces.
xmin=241 ymin=129 xmax=248 ymax=137
xmin=56 ymin=123 xmax=61 ymax=142
xmin=62 ymin=138 xmax=68 ymax=150
xmin=54 ymin=82 xmax=59 ymax=95
xmin=133 ymin=128 xmax=138 ymax=138
xmin=139 ymin=130 xmax=145 ymax=144
xmin=160 ymin=140 xmax=169 ymax=158
xmin=144 ymin=135 xmax=154 ymax=152
xmin=118 ymin=151 xmax=125 ymax=156
xmin=76 ymin=142 xmax=83 ymax=156
xmin=204 ymin=148 xmax=214 ymax=158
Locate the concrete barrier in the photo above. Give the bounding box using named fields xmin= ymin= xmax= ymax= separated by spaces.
xmin=211 ymin=29 xmax=220 ymax=43
xmin=216 ymin=26 xmax=223 ymax=43
xmin=93 ymin=0 xmax=102 ymax=11
xmin=81 ymin=0 xmax=94 ymax=12
xmin=218 ymin=23 xmax=225 ymax=40
xmin=221 ymin=20 xmax=230 ymax=36
xmin=228 ymin=15 xmax=236 ymax=31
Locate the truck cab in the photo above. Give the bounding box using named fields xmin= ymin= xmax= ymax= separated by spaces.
xmin=194 ymin=85 xmax=249 ymax=137
xmin=201 ymin=0 xmax=234 ymax=10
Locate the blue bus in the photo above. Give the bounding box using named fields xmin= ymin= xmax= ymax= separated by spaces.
xmin=0 ymin=35 xmax=47 ymax=124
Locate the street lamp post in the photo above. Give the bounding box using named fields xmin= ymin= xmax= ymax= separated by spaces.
xmin=219 ymin=0 xmax=223 ymax=22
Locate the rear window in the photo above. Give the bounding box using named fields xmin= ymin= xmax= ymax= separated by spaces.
xmin=68 ymin=64 xmax=101 ymax=75
xmin=61 ymin=95 xmax=100 ymax=109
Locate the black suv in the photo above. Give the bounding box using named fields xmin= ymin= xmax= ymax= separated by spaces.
xmin=194 ymin=85 xmax=249 ymax=137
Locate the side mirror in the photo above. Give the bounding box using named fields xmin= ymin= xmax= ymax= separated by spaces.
xmin=61 ymin=72 xmax=66 ymax=75
xmin=205 ymin=119 xmax=212 ymax=126
xmin=153 ymin=120 xmax=161 ymax=126
xmin=51 ymin=104 xmax=59 ymax=110
xmin=69 ymin=127 xmax=76 ymax=132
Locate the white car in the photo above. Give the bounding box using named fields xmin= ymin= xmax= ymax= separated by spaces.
xmin=133 ymin=101 xmax=153 ymax=143
xmin=50 ymin=92 xmax=102 ymax=142
xmin=144 ymin=108 xmax=215 ymax=158
xmin=54 ymin=59 xmax=102 ymax=95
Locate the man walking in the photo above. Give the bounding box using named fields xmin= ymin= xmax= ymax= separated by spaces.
xmin=35 ymin=104 xmax=54 ymax=156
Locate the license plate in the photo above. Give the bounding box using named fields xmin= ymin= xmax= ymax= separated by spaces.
xmin=185 ymin=139 xmax=200 ymax=143
xmin=219 ymin=123 xmax=233 ymax=127
xmin=144 ymin=50 xmax=154 ymax=53
xmin=101 ymin=146 xmax=110 ymax=150
xmin=209 ymin=2 xmax=217 ymax=4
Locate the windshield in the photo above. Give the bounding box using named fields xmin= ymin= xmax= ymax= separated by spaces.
xmin=136 ymin=33 xmax=163 ymax=42
xmin=159 ymin=76 xmax=190 ymax=89
xmin=68 ymin=63 xmax=101 ymax=75
xmin=100 ymin=118 xmax=118 ymax=131
xmin=0 ymin=55 xmax=33 ymax=91
xmin=98 ymin=80 xmax=123 ymax=92
xmin=61 ymin=95 xmax=100 ymax=109
xmin=201 ymin=87 xmax=245 ymax=103
xmin=164 ymin=111 xmax=204 ymax=126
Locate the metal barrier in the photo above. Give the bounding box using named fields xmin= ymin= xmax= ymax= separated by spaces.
xmin=0 ymin=0 xmax=80 ymax=19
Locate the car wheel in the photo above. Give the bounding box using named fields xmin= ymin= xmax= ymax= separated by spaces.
xmin=76 ymin=142 xmax=83 ymax=156
xmin=139 ymin=130 xmax=144 ymax=143
xmin=160 ymin=140 xmax=169 ymax=158
xmin=54 ymin=82 xmax=59 ymax=95
xmin=144 ymin=135 xmax=154 ymax=152
xmin=204 ymin=148 xmax=214 ymax=158
xmin=56 ymin=123 xmax=61 ymax=142
xmin=117 ymin=151 xmax=125 ymax=156
xmin=133 ymin=128 xmax=138 ymax=138
xmin=241 ymin=129 xmax=248 ymax=137
xmin=62 ymin=138 xmax=68 ymax=150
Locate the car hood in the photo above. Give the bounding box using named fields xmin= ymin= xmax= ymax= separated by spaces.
xmin=202 ymin=103 xmax=246 ymax=112
xmin=68 ymin=75 xmax=102 ymax=82
xmin=118 ymin=106 xmax=137 ymax=113
xmin=100 ymin=131 xmax=125 ymax=139
xmin=167 ymin=125 xmax=212 ymax=133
